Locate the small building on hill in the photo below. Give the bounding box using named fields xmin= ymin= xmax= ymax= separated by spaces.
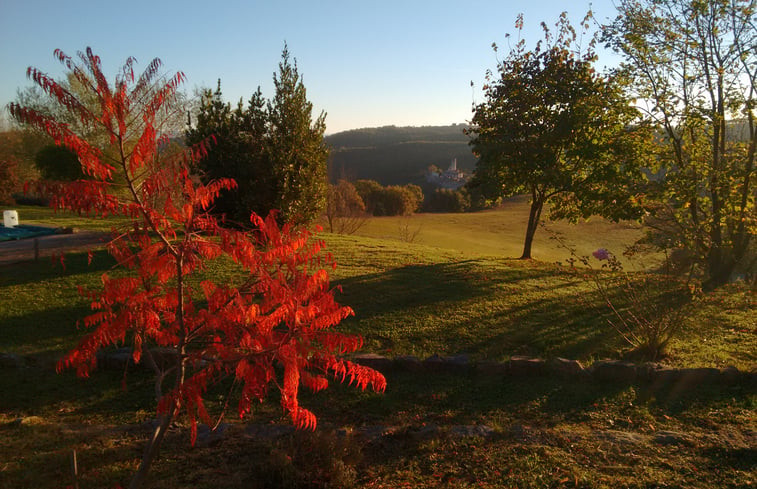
xmin=426 ymin=159 xmax=467 ymax=190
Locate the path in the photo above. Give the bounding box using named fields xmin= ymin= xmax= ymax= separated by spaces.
xmin=0 ymin=230 xmax=110 ymax=266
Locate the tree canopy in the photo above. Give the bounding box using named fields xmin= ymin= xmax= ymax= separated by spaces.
xmin=34 ymin=144 xmax=83 ymax=180
xmin=186 ymin=47 xmax=328 ymax=226
xmin=468 ymin=13 xmax=647 ymax=259
xmin=603 ymin=0 xmax=756 ymax=287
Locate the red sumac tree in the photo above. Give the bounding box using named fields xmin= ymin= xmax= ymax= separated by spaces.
xmin=9 ymin=48 xmax=386 ymax=489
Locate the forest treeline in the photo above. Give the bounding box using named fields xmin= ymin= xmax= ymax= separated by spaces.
xmin=326 ymin=124 xmax=476 ymax=186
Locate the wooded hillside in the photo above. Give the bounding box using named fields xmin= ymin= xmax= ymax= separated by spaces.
xmin=326 ymin=124 xmax=476 ymax=185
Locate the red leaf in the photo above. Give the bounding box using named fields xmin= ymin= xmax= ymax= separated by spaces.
xmin=17 ymin=48 xmax=385 ymax=480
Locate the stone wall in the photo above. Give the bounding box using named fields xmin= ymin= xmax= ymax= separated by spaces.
xmin=3 ymin=348 xmax=753 ymax=389
xmin=350 ymin=353 xmax=756 ymax=387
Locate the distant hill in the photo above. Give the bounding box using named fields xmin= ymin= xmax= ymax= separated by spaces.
xmin=326 ymin=124 xmax=476 ymax=186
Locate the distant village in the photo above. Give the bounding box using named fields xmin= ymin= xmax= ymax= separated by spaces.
xmin=425 ymin=159 xmax=468 ymax=190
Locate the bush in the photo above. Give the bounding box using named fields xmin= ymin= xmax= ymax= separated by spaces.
xmin=34 ymin=144 xmax=83 ymax=181
xmin=325 ymin=180 xmax=368 ymax=234
xmin=10 ymin=193 xmax=49 ymax=206
xmin=381 ymin=186 xmax=417 ymax=216
xmin=564 ymin=246 xmax=699 ymax=361
xmin=425 ymin=188 xmax=470 ymax=213
xmin=248 ymin=429 xmax=362 ymax=489
xmin=353 ymin=180 xmax=422 ymax=216
xmin=0 ymin=157 xmax=18 ymax=205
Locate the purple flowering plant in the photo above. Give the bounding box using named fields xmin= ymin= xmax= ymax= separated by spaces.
xmin=554 ymin=234 xmax=699 ymax=361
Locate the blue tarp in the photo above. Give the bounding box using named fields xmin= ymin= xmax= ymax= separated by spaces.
xmin=0 ymin=225 xmax=58 ymax=242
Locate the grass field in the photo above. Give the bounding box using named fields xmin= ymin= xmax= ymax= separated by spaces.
xmin=0 ymin=205 xmax=754 ymax=488
xmin=342 ymin=197 xmax=652 ymax=268
xmin=10 ymin=198 xmax=649 ymax=266
xmin=5 ymin=204 xmax=131 ymax=232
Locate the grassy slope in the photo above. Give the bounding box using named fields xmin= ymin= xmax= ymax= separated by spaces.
xmin=13 ymin=198 xmax=646 ymax=265
xmin=1 ymin=205 xmax=753 ymax=367
xmin=0 ymin=207 xmax=754 ymax=488
xmin=341 ymin=197 xmax=654 ymax=269
xmin=324 ymin=233 xmax=755 ymax=369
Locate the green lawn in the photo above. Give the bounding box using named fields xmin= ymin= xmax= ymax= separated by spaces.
xmin=342 ymin=196 xmax=652 ymax=269
xmin=0 ymin=206 xmax=754 ymax=488
xmin=1 ymin=229 xmax=753 ymax=368
xmin=3 ymin=204 xmax=131 ymax=232
xmin=11 ymin=198 xmax=648 ymax=266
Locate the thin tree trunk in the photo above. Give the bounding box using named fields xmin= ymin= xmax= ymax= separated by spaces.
xmin=130 ymin=255 xmax=187 ymax=489
xmin=128 ymin=406 xmax=177 ymax=489
xmin=520 ymin=189 xmax=544 ymax=260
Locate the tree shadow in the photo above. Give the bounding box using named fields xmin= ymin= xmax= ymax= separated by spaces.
xmin=699 ymin=447 xmax=757 ymax=472
xmin=335 ymin=259 xmax=625 ymax=361
xmin=0 ymin=248 xmax=116 ymax=288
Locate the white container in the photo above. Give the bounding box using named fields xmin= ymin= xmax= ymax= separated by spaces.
xmin=3 ymin=210 xmax=19 ymax=228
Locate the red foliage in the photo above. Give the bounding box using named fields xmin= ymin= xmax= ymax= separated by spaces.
xmin=10 ymin=48 xmax=385 ymax=444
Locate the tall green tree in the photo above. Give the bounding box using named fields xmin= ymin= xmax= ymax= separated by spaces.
xmin=603 ymin=0 xmax=756 ymax=288
xmin=186 ymin=81 xmax=274 ymax=224
xmin=186 ymin=47 xmax=328 ymax=225
xmin=468 ymin=13 xmax=647 ymax=259
xmin=267 ymin=46 xmax=329 ymax=223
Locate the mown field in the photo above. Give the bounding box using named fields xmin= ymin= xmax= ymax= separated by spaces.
xmin=15 ymin=197 xmax=649 ymax=266
xmin=329 ymin=197 xmax=653 ymax=269
xmin=1 ymin=205 xmax=754 ymax=488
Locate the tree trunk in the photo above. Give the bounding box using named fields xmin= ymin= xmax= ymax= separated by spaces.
xmin=520 ymin=191 xmax=544 ymax=260
xmin=128 ymin=407 xmax=176 ymax=489
xmin=704 ymin=252 xmax=735 ymax=290
xmin=130 ymin=256 xmax=188 ymax=489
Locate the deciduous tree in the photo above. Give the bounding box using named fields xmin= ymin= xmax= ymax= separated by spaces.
xmin=9 ymin=48 xmax=385 ymax=489
xmin=0 ymin=130 xmax=24 ymax=203
xmin=603 ymin=0 xmax=756 ymax=288
xmin=468 ymin=12 xmax=647 ymax=259
xmin=325 ymin=179 xmax=368 ymax=234
xmin=353 ymin=179 xmax=423 ymax=216
xmin=425 ymin=188 xmax=470 ymax=213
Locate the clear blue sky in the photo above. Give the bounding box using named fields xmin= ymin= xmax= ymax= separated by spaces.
xmin=0 ymin=0 xmax=621 ymax=134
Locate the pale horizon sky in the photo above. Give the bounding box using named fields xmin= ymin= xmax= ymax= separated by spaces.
xmin=0 ymin=0 xmax=622 ymax=135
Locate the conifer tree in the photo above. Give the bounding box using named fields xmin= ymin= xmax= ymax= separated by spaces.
xmin=267 ymin=46 xmax=329 ymax=224
xmin=187 ymin=46 xmax=328 ymax=225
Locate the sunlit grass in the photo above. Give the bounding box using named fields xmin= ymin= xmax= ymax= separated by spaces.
xmin=337 ymin=196 xmax=656 ymax=269
xmin=5 ymin=204 xmax=131 ymax=232
xmin=1 ymin=205 xmax=753 ymax=489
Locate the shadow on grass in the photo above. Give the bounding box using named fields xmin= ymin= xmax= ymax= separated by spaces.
xmin=336 ymin=260 xmax=506 ymax=315
xmin=0 ymin=363 xmax=154 ymax=418
xmin=0 ymin=248 xmax=116 ymax=288
xmin=700 ymin=447 xmax=757 ymax=472
xmin=298 ymin=370 xmax=631 ymax=428
xmin=0 ymin=304 xmax=90 ymax=354
xmin=336 ymin=259 xmax=624 ymax=361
